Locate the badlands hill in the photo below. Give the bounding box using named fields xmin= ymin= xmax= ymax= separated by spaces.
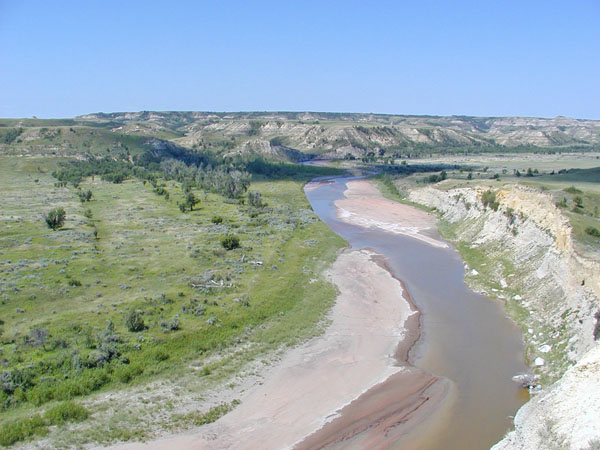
xmin=2 ymin=112 xmax=599 ymax=163
xmin=79 ymin=111 xmax=600 ymax=157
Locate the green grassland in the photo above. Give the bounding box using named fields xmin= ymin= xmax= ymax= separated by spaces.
xmin=0 ymin=154 xmax=345 ymax=445
xmin=0 ymin=125 xmax=154 ymax=158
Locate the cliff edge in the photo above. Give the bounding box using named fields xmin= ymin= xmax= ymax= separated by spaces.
xmin=408 ymin=183 xmax=600 ymax=449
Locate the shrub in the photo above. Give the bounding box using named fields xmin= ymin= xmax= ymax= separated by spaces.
xmin=221 ymin=235 xmax=240 ymax=250
xmin=114 ymin=363 xmax=143 ymax=384
xmin=247 ymin=191 xmax=265 ymax=208
xmin=45 ymin=207 xmax=66 ymax=230
xmin=0 ymin=402 xmax=89 ymax=445
xmin=1 ymin=128 xmax=23 ymax=144
xmin=555 ymin=197 xmax=568 ymax=208
xmin=211 ymin=215 xmax=223 ymax=224
xmin=160 ymin=315 xmax=180 ymax=332
xmin=77 ymin=190 xmax=93 ymax=202
xmin=0 ymin=414 xmax=47 ymax=446
xmin=586 ymin=227 xmax=600 ymax=238
xmin=43 ymin=401 xmax=89 ymax=425
xmin=1 ymin=368 xmax=36 ymax=395
xmin=152 ymin=349 xmax=170 ymax=361
xmin=125 ymin=310 xmax=145 ymax=332
xmin=481 ymin=190 xmax=499 ymax=211
xmin=564 ymin=186 xmax=582 ymax=194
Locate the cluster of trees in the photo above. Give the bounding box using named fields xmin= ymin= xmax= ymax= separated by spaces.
xmin=52 ymin=157 xmax=151 ymax=186
xmin=161 ymin=159 xmax=251 ymax=199
xmin=1 ymin=128 xmax=23 ymax=144
xmin=427 ymin=170 xmax=447 ymax=183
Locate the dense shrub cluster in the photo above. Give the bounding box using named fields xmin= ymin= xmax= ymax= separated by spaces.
xmin=1 ymin=128 xmax=23 ymax=144
xmin=481 ymin=189 xmax=500 ymax=211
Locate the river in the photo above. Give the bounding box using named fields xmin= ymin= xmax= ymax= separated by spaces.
xmin=304 ymin=175 xmax=529 ymax=450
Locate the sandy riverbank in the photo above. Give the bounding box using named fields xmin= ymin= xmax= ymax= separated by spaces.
xmin=106 ymin=179 xmax=448 ymax=450
xmin=334 ymin=179 xmax=448 ymax=249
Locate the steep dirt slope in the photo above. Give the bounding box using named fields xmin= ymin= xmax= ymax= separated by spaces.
xmin=408 ymin=183 xmax=600 ymax=449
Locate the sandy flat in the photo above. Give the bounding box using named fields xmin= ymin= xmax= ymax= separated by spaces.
xmin=334 ymin=179 xmax=448 ymax=248
xmin=106 ymin=249 xmax=424 ymax=450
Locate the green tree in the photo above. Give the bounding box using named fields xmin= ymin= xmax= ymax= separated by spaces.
xmin=45 ymin=208 xmax=66 ymax=230
xmin=185 ymin=192 xmax=199 ymax=211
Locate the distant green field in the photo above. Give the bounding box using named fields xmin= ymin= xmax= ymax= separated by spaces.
xmin=405 ymin=152 xmax=600 ymax=173
xmin=0 ymin=125 xmax=153 ymax=158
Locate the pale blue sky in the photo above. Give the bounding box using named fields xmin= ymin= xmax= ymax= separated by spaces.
xmin=1 ymin=0 xmax=598 ymax=119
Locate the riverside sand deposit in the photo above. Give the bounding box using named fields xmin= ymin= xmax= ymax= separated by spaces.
xmin=108 ymin=177 xmax=527 ymax=450
xmin=108 ymin=248 xmax=443 ymax=450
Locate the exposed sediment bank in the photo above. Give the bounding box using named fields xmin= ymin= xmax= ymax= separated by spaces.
xmin=334 ymin=180 xmax=448 ymax=249
xmin=107 ymin=247 xmax=440 ymax=450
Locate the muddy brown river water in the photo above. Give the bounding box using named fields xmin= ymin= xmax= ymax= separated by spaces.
xmin=304 ymin=176 xmax=529 ymax=450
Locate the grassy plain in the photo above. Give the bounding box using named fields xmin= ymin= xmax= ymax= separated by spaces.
xmin=0 ymin=154 xmax=345 ymax=446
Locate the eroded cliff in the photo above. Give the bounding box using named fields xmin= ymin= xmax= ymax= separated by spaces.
xmin=407 ymin=182 xmax=600 ymax=449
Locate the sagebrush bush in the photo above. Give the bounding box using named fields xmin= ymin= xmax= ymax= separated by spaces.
xmin=221 ymin=234 xmax=240 ymax=250
xmin=125 ymin=310 xmax=145 ymax=332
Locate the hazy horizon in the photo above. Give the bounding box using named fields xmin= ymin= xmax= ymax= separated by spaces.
xmin=7 ymin=110 xmax=599 ymax=122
